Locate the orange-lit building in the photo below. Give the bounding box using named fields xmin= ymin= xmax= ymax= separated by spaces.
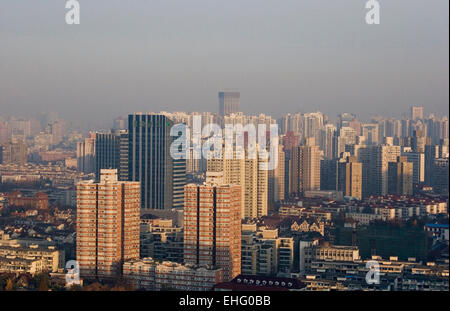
xmin=184 ymin=173 xmax=242 ymax=281
xmin=76 ymin=169 xmax=140 ymax=279
xmin=6 ymin=191 xmax=49 ymax=210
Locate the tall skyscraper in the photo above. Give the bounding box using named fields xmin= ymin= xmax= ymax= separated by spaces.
xmin=95 ymin=129 xmax=129 ymax=181
xmin=289 ymin=138 xmax=321 ymax=195
xmin=76 ymin=169 xmax=140 ymax=279
xmin=219 ymin=91 xmax=240 ymax=116
xmin=337 ymin=155 xmax=363 ymax=199
xmin=184 ymin=173 xmax=242 ymax=281
xmin=128 ymin=114 xmax=185 ymax=210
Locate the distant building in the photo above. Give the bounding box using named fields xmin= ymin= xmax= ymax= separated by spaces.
xmin=76 ymin=133 xmax=96 ymax=174
xmin=388 ymin=156 xmax=413 ymax=195
xmin=410 ymin=106 xmax=424 ymax=121
xmin=289 ymin=139 xmax=321 ymax=195
xmin=219 ymin=91 xmax=240 ymax=116
xmin=337 ymin=156 xmax=363 ymax=200
xmin=95 ymin=129 xmax=129 ymax=181
xmin=432 ymin=158 xmax=449 ymax=195
xmin=0 ymin=140 xmax=27 ymax=165
xmin=6 ymin=191 xmax=49 ymax=210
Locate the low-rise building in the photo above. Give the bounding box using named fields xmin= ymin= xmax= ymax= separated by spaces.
xmin=123 ymin=258 xmax=223 ymax=291
xmin=0 ymin=244 xmax=64 ymax=272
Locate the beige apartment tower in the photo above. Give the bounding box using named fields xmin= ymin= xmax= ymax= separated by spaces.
xmin=337 ymin=156 xmax=363 ymax=199
xmin=76 ymin=169 xmax=140 ymax=279
xmin=183 ymin=173 xmax=242 ymax=281
xmin=207 ymin=146 xmax=268 ymax=219
xmin=289 ymin=139 xmax=321 ymax=195
xmin=388 ymin=156 xmax=413 ymax=195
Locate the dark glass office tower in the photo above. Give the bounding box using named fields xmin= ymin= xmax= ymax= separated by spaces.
xmin=129 ymin=114 xmax=185 ymax=210
xmin=95 ymin=129 xmax=129 ymax=181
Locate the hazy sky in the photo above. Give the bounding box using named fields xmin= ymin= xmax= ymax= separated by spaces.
xmin=0 ymin=0 xmax=448 ymax=128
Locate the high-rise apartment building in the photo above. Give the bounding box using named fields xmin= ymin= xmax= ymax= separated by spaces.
xmin=76 ymin=169 xmax=140 ymax=279
xmin=432 ymin=158 xmax=449 ymax=195
xmin=183 ymin=173 xmax=242 ymax=281
xmin=207 ymin=146 xmax=268 ymax=219
xmin=319 ymin=124 xmax=336 ymax=160
xmin=77 ymin=133 xmax=96 ymax=174
xmin=289 ymin=138 xmax=321 ymax=195
xmin=410 ymin=106 xmax=424 ymax=121
xmin=359 ymin=145 xmax=401 ymax=197
xmin=268 ymin=145 xmax=285 ymax=212
xmin=401 ymin=150 xmax=425 ymax=185
xmin=388 ymin=156 xmax=413 ymax=195
xmin=128 ymin=114 xmax=186 ymax=210
xmin=95 ymin=129 xmax=129 ymax=181
xmin=0 ymin=140 xmax=27 ymax=165
xmin=335 ymin=126 xmax=357 ymax=158
xmin=337 ymin=156 xmax=363 ymax=199
xmin=219 ymin=91 xmax=240 ymax=116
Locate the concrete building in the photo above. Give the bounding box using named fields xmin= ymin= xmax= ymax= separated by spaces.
xmin=359 ymin=145 xmax=401 ymax=197
xmin=140 ymin=219 xmax=183 ymax=263
xmin=337 ymin=156 xmax=363 ymax=199
xmin=184 ymin=173 xmax=242 ymax=281
xmin=0 ymin=244 xmax=64 ymax=273
xmin=388 ymin=156 xmax=413 ymax=195
xmin=76 ymin=169 xmax=140 ymax=279
xmin=268 ymin=145 xmax=285 ymax=212
xmin=289 ymin=139 xmax=321 ymax=195
xmin=123 ymin=258 xmax=224 ymax=291
xmin=241 ymin=226 xmax=294 ymax=276
xmin=0 ymin=140 xmax=27 ymax=165
xmin=207 ymin=146 xmax=268 ymax=219
xmin=432 ymin=158 xmax=449 ymax=195
xmin=410 ymin=106 xmax=424 ymax=121
xmin=76 ymin=133 xmax=96 ymax=174
xmin=219 ymin=91 xmax=240 ymax=116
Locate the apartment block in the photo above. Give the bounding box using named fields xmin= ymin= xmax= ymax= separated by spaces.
xmin=76 ymin=169 xmax=140 ymax=279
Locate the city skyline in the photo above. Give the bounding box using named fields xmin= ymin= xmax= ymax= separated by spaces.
xmin=0 ymin=0 xmax=448 ymax=296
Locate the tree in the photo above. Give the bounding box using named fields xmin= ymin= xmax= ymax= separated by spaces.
xmin=5 ymin=279 xmax=14 ymax=291
xmin=38 ymin=274 xmax=49 ymax=291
